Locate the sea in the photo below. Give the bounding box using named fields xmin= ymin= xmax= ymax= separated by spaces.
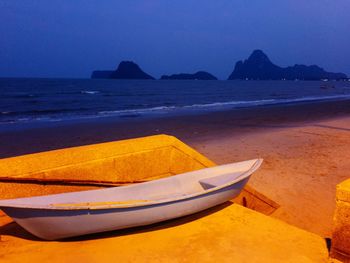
xmin=1 ymin=78 xmax=350 ymax=126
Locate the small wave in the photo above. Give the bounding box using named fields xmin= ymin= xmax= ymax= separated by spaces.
xmin=274 ymin=94 xmax=350 ymax=104
xmin=182 ymin=99 xmax=276 ymax=109
xmin=81 ymin=90 xmax=100 ymax=95
xmin=2 ymin=93 xmax=350 ymax=124
xmin=99 ymin=94 xmax=350 ymax=116
xmin=52 ymin=90 xmax=100 ymax=95
xmin=96 ymin=94 xmax=350 ymax=117
xmin=98 ymin=106 xmax=177 ymax=116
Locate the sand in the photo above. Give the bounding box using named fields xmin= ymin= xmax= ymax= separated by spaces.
xmin=1 ymin=99 xmax=350 ymax=245
xmin=192 ymin=116 xmax=350 ymax=237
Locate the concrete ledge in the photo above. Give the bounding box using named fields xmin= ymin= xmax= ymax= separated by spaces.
xmin=331 ymin=179 xmax=350 ymax=262
xmin=0 ymin=135 xmax=278 ymax=217
xmin=0 ymin=203 xmax=328 ymax=262
xmin=233 ymin=185 xmax=280 ymax=215
xmin=335 ymin=179 xmax=350 ymax=203
xmin=0 ymin=135 xmax=214 ymax=199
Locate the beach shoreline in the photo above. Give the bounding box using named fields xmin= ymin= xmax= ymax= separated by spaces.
xmin=1 ymin=98 xmax=350 ymax=158
xmin=1 ymin=99 xmax=350 ymax=237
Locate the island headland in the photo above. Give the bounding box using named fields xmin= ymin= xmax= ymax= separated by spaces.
xmin=91 ymin=51 xmax=348 ymax=80
xmin=160 ymin=71 xmax=218 ymax=80
xmin=92 ymin=61 xmax=154 ymax=80
xmin=228 ymin=50 xmax=347 ymax=80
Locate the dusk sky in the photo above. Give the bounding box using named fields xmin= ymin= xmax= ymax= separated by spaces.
xmin=1 ymin=0 xmax=349 ymax=79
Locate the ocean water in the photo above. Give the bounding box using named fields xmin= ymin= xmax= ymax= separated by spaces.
xmin=1 ymin=78 xmax=350 ymax=125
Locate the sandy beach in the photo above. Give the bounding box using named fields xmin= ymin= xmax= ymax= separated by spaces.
xmin=3 ymin=1 xmax=350 ymax=260
xmin=1 ymin=99 xmax=350 ymax=240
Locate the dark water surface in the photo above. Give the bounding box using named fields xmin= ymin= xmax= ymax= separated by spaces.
xmin=1 ymin=78 xmax=350 ymax=125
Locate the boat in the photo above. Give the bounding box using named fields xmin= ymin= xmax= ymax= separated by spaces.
xmin=0 ymin=159 xmax=262 ymax=240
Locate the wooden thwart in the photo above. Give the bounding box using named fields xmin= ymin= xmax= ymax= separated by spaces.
xmin=0 ymin=176 xmax=168 ymax=187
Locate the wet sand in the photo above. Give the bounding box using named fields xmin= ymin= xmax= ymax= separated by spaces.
xmin=1 ymin=99 xmax=350 ymax=237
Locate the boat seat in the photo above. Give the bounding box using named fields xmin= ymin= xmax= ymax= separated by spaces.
xmin=199 ymin=172 xmax=242 ymax=190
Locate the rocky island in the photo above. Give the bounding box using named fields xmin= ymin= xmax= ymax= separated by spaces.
xmin=228 ymin=50 xmax=347 ymax=80
xmin=160 ymin=71 xmax=217 ymax=80
xmin=91 ymin=61 xmax=155 ymax=80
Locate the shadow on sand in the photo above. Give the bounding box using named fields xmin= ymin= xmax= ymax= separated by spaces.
xmin=314 ymin=124 xmax=350 ymax=132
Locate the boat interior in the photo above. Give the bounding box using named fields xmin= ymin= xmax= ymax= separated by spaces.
xmin=0 ymin=159 xmax=260 ymax=209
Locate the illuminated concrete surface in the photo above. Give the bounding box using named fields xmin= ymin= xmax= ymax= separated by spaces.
xmin=331 ymin=178 xmax=350 ymax=262
xmin=1 ymin=135 xmax=328 ymax=262
xmin=0 ymin=135 xmax=277 ymax=215
xmin=0 ymin=135 xmax=215 ymax=199
xmin=0 ymin=203 xmax=328 ymax=263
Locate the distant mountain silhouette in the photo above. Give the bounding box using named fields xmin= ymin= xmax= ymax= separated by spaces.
xmin=111 ymin=61 xmax=155 ymax=79
xmin=91 ymin=70 xmax=114 ymax=79
xmin=91 ymin=61 xmax=154 ymax=80
xmin=160 ymin=71 xmax=217 ymax=80
xmin=228 ymin=50 xmax=347 ymax=80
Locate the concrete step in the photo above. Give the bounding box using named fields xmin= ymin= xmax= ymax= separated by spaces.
xmin=0 ymin=202 xmax=329 ymax=262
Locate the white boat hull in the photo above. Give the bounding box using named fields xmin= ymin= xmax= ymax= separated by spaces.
xmin=0 ymin=159 xmax=262 ymax=240
xmin=2 ymin=178 xmax=248 ymax=240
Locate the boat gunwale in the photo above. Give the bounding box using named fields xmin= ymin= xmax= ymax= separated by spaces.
xmin=0 ymin=159 xmax=262 ymax=211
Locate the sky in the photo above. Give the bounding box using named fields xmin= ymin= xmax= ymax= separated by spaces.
xmin=0 ymin=0 xmax=349 ymax=79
